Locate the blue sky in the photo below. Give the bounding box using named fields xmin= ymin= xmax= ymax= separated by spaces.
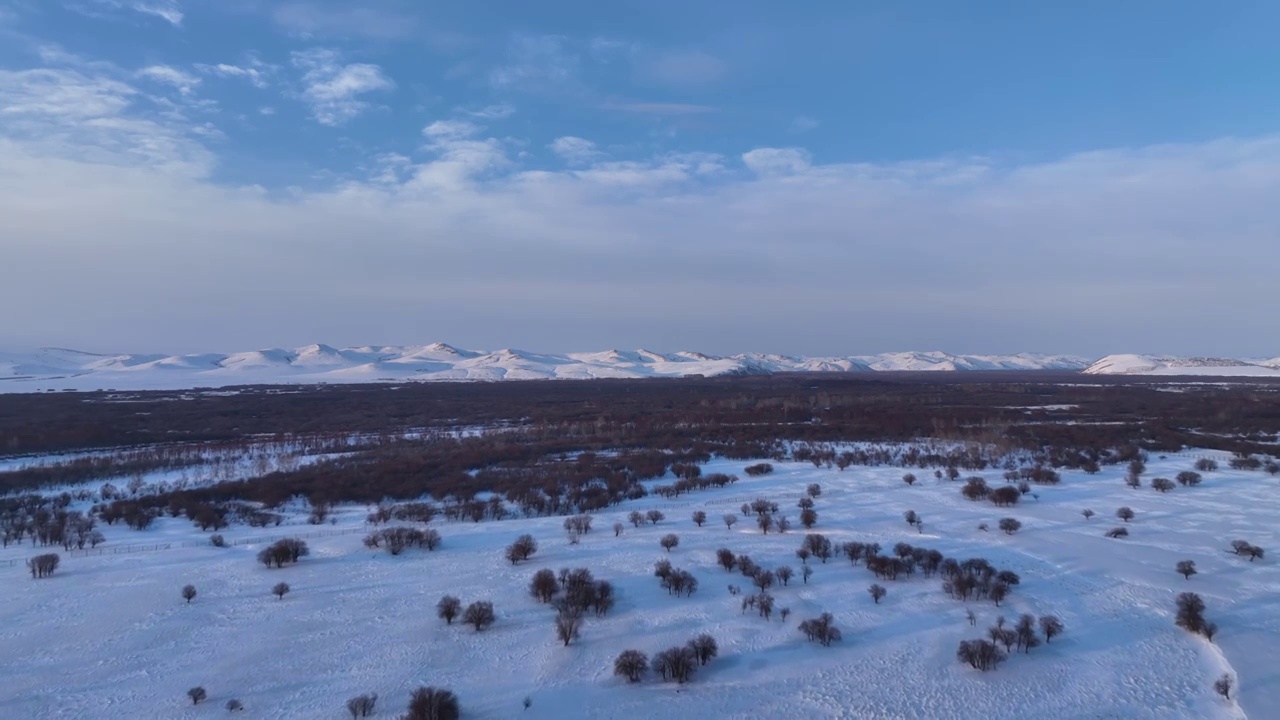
xmin=1 ymin=1 xmax=1278 ymax=357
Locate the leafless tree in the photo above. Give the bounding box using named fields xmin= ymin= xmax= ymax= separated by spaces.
xmin=347 ymin=693 xmax=378 ymax=718
xmin=646 ymin=510 xmax=665 ymax=525
xmin=998 ymin=518 xmax=1022 ymax=535
xmin=688 ymin=633 xmax=718 ymax=665
xmin=723 ymin=513 xmax=738 ymax=530
xmin=188 ymin=687 xmax=207 ymax=705
xmin=628 ymin=510 xmax=645 ymax=527
xmin=868 ymin=584 xmax=886 ymax=604
xmin=437 ymin=595 xmax=461 ymax=625
xmin=903 ymin=510 xmax=919 ymax=526
xmin=1039 ymin=615 xmax=1063 ymax=643
xmin=756 ymin=513 xmax=774 ymax=534
xmin=530 ymin=569 xmax=559 ymax=603
xmin=902 ymin=473 xmax=916 ymax=486
xmin=613 ymin=522 xmax=624 ymax=537
xmin=1151 ymin=477 xmax=1175 ymax=493
xmin=802 ymin=564 xmax=813 ymax=584
xmin=776 ymin=565 xmax=793 ymax=586
xmin=653 ymin=646 xmax=697 ymax=683
xmin=798 ymin=612 xmax=841 ymax=646
xmin=966 ymin=609 xmax=976 ymax=626
xmin=1081 ymin=509 xmax=1095 ymax=520
xmin=806 ymin=483 xmax=822 ymax=498
xmin=800 ymin=508 xmax=818 ymax=528
xmin=956 ymin=639 xmax=1005 ymax=671
xmin=464 ymin=601 xmax=496 ymax=631
xmin=505 ymin=534 xmax=538 ymax=565
xmin=780 ymin=607 xmax=791 ymax=622
xmin=1214 ymin=674 xmax=1232 ymax=700
xmin=554 ymin=610 xmax=583 ymax=646
xmin=613 ymin=650 xmax=648 ymax=683
xmin=691 ymin=511 xmax=707 ymax=527
xmin=1175 ymin=592 xmax=1207 ymax=635
xmin=182 ymin=584 xmax=197 ymax=603
xmin=1105 ymin=526 xmax=1129 ymax=538
xmin=272 ymin=582 xmax=290 ymax=600
xmin=1195 ymin=458 xmax=1219 ymax=472
xmin=1014 ymin=614 xmax=1041 ymax=653
xmin=1176 ymin=560 xmax=1197 ymax=580
xmin=660 ymin=534 xmax=680 ymax=552
xmin=27 ymin=552 xmax=60 ymax=579
xmin=402 ymin=686 xmax=460 ymax=720
xmin=1116 ymin=507 xmax=1135 ymax=522
xmin=803 ymin=533 xmax=833 ymax=563
xmin=257 ymin=538 xmax=309 ymax=569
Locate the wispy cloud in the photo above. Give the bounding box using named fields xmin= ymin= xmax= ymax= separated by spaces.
xmin=489 ymin=34 xmax=578 ymax=92
xmin=79 ymin=0 xmax=184 ymax=27
xmin=273 ymin=1 xmax=417 ymax=41
xmin=640 ymin=49 xmax=727 ymax=87
xmin=290 ymin=48 xmax=394 ymax=126
xmin=136 ymin=65 xmax=200 ymax=95
xmin=196 ymin=61 xmax=271 ymax=89
xmin=462 ymin=103 xmax=515 ymax=120
xmin=601 ymin=101 xmax=715 ymax=115
xmin=549 ymin=136 xmax=601 ymax=166
xmin=790 ymin=115 xmax=819 ymax=133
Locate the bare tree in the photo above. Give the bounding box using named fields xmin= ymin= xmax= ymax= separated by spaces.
xmin=803 ymin=533 xmax=833 ymax=563
xmin=798 ymin=612 xmax=841 ymax=646
xmin=1214 ymin=674 xmax=1232 ymax=700
xmin=613 ymin=522 xmax=624 ymax=537
xmin=554 ymin=610 xmax=583 ymax=646
xmin=966 ymin=609 xmax=976 ymax=626
xmin=437 ymin=595 xmax=461 ymax=625
xmin=1176 ymin=560 xmax=1197 ymax=580
xmin=800 ymin=508 xmax=818 ymax=528
xmin=464 ymin=601 xmax=496 ymax=631
xmin=613 ymin=650 xmax=648 ymax=683
xmin=1151 ymin=477 xmax=1175 ymax=493
xmin=1116 ymin=507 xmax=1135 ymax=522
xmin=904 ymin=510 xmax=919 ymax=526
xmin=660 ymin=534 xmax=680 ymax=552
xmin=226 ymin=699 xmax=243 ymax=712
xmin=956 ymin=639 xmax=1005 ymax=671
xmin=715 ymin=548 xmax=737 ymax=571
xmin=1039 ymin=615 xmax=1063 ymax=643
xmin=402 ymin=686 xmax=460 ymax=720
xmin=723 ymin=513 xmax=738 ymax=530
xmin=806 ymin=483 xmax=822 ymax=498
xmin=272 ymin=582 xmax=290 ymax=600
xmin=257 ymin=538 xmax=309 ymax=569
xmin=505 ymin=534 xmax=538 ymax=565
xmin=182 ymin=584 xmax=197 ymax=604
xmin=27 ymin=553 xmax=60 ymax=579
xmin=868 ymin=584 xmax=886 ymax=604
xmin=756 ymin=513 xmax=774 ymax=534
xmin=1176 ymin=471 xmax=1203 ymax=487
xmin=688 ymin=633 xmax=718 ymax=665
xmin=1175 ymin=592 xmax=1207 ymax=635
xmin=646 ymin=510 xmax=665 ymax=525
xmin=998 ymin=518 xmax=1022 ymax=535
xmin=776 ymin=566 xmax=793 ymax=586
xmin=691 ymin=511 xmax=707 ymax=527
xmin=628 ymin=510 xmax=645 ymax=528
xmin=1106 ymin=527 xmax=1129 ymax=538
xmin=902 ymin=473 xmax=916 ymax=486
xmin=653 ymin=646 xmax=697 ymax=683
xmin=802 ymin=564 xmax=813 ymax=584
xmin=347 ymin=693 xmax=378 ymax=718
xmin=530 ymin=569 xmax=559 ymax=603
xmin=1195 ymin=458 xmax=1218 ymax=472
xmin=775 ymin=516 xmax=792 ymax=534
xmin=1081 ymin=509 xmax=1095 ymax=520
xmin=1014 ymin=614 xmax=1041 ymax=653
xmin=780 ymin=607 xmax=791 ymax=622
xmin=188 ymin=687 xmax=207 ymax=705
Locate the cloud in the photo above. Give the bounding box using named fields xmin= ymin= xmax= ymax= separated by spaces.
xmin=290 ymin=48 xmax=394 ymax=126
xmin=3 ymin=57 xmax=1280 ymax=356
xmin=601 ymin=101 xmax=715 ymax=115
xmin=196 ymin=62 xmax=270 ymax=89
xmin=463 ymin=103 xmax=515 ymax=120
xmin=136 ymin=65 xmax=200 ymax=95
xmin=79 ymin=0 xmax=183 ymax=26
xmin=272 ymin=1 xmax=417 ymax=41
xmin=549 ymin=136 xmax=601 ymax=165
xmin=742 ymin=147 xmax=811 ymax=176
xmin=790 ymin=116 xmax=819 ymax=133
xmin=489 ymin=34 xmax=578 ymax=91
xmin=640 ymin=49 xmax=727 ymax=87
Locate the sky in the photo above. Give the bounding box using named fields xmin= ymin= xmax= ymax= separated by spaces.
xmin=1 ymin=0 xmax=1278 ymax=359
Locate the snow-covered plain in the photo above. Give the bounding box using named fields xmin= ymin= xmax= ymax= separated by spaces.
xmin=2 ymin=452 xmax=1274 ymax=719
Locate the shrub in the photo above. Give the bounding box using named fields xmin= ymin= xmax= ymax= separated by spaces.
xmin=210 ymin=534 xmax=226 ymax=547
xmin=226 ymin=698 xmax=243 ymax=712
xmin=272 ymin=582 xmax=290 ymax=600
xmin=464 ymin=601 xmax=496 ymax=631
xmin=613 ymin=650 xmax=648 ymax=683
xmin=437 ymin=595 xmax=461 ymax=624
xmin=744 ymin=463 xmax=773 ymax=476
xmin=1105 ymin=527 xmax=1128 ymax=538
xmin=403 ymin=686 xmax=460 ymax=720
xmin=504 ymin=534 xmax=538 ymax=565
xmin=182 ymin=585 xmax=197 ymax=604
xmin=902 ymin=473 xmax=916 ymax=486
xmin=27 ymin=553 xmax=60 ymax=579
xmin=188 ymin=687 xmax=207 ymax=705
xmin=347 ymin=693 xmax=378 ymax=718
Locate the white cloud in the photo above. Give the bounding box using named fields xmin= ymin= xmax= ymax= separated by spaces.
xmin=129 ymin=1 xmax=182 ymax=26
xmin=291 ymin=49 xmax=394 ymax=126
xmin=600 ymin=101 xmax=715 ymax=115
xmin=422 ymin=119 xmax=480 ymax=141
xmin=742 ymin=147 xmax=811 ymax=176
xmin=489 ymin=34 xmax=577 ymax=91
xmin=196 ymin=62 xmax=270 ymax=89
xmin=136 ymin=65 xmax=200 ymax=95
xmin=790 ymin=116 xmax=820 ymax=133
xmin=641 ymin=49 xmax=727 ymax=87
xmin=549 ymin=136 xmax=600 ymax=165
xmin=273 ymin=1 xmax=417 ymax=40
xmin=463 ymin=103 xmax=515 ymax=120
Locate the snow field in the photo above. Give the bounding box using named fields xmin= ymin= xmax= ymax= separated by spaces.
xmin=1 ymin=452 xmax=1273 ymax=719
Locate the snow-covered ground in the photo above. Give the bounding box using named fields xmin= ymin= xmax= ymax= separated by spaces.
xmin=2 ymin=452 xmax=1273 ymax=719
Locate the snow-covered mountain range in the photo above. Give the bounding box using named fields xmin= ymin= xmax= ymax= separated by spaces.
xmin=0 ymin=345 xmax=1276 ymax=392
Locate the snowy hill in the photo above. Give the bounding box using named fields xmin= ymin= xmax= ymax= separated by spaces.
xmin=1083 ymin=355 xmax=1280 ymax=377
xmin=4 ymin=344 xmax=1279 ymax=392
xmin=0 ymin=345 xmax=1096 ymax=392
